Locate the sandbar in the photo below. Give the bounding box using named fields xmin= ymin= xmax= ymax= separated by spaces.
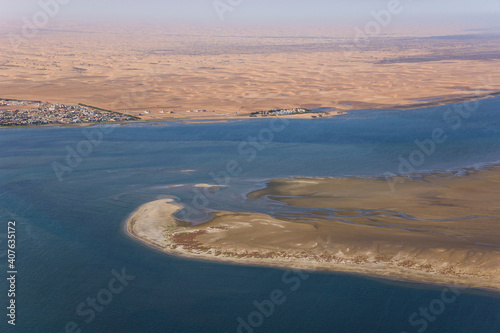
xmin=126 ymin=167 xmax=500 ymax=291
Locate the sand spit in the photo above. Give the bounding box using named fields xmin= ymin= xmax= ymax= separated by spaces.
xmin=126 ymin=168 xmax=500 ymax=291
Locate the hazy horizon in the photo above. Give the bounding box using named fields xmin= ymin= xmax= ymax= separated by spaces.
xmin=1 ymin=0 xmax=499 ymax=33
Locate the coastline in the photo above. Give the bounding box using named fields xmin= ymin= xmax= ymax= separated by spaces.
xmin=390 ymin=91 xmax=500 ymax=110
xmin=2 ymin=91 xmax=500 ymax=130
xmin=126 ymin=183 xmax=500 ymax=292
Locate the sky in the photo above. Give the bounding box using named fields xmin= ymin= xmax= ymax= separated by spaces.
xmin=1 ymin=0 xmax=499 ymax=29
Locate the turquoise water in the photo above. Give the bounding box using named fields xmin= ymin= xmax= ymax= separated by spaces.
xmin=1 ymin=97 xmax=500 ymax=332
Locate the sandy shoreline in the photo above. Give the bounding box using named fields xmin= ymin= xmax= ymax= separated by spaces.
xmin=3 ymin=91 xmax=500 ymax=130
xmin=2 ymin=25 xmax=500 ymax=123
xmin=126 ymin=166 xmax=500 ymax=293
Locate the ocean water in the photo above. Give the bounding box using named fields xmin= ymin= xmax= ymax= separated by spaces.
xmin=1 ymin=97 xmax=500 ymax=332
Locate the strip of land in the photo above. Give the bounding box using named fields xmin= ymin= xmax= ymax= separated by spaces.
xmin=126 ymin=167 xmax=500 ymax=291
xmin=2 ymin=24 xmax=500 ymax=121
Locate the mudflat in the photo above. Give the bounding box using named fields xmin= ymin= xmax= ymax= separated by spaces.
xmin=126 ymin=167 xmax=500 ymax=291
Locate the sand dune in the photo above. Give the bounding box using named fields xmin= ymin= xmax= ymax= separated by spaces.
xmin=1 ymin=24 xmax=500 ymax=120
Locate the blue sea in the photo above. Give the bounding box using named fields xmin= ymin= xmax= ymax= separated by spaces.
xmin=1 ymin=97 xmax=500 ymax=332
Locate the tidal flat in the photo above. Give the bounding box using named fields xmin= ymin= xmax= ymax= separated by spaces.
xmin=127 ymin=167 xmax=500 ymax=291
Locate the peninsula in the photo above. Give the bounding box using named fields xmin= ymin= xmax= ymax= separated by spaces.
xmin=127 ymin=167 xmax=500 ymax=291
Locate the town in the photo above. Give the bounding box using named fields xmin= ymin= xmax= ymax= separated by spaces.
xmin=0 ymin=99 xmax=139 ymax=127
xmin=250 ymin=108 xmax=311 ymax=117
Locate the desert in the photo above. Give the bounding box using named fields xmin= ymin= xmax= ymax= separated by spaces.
xmin=2 ymin=24 xmax=500 ymax=121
